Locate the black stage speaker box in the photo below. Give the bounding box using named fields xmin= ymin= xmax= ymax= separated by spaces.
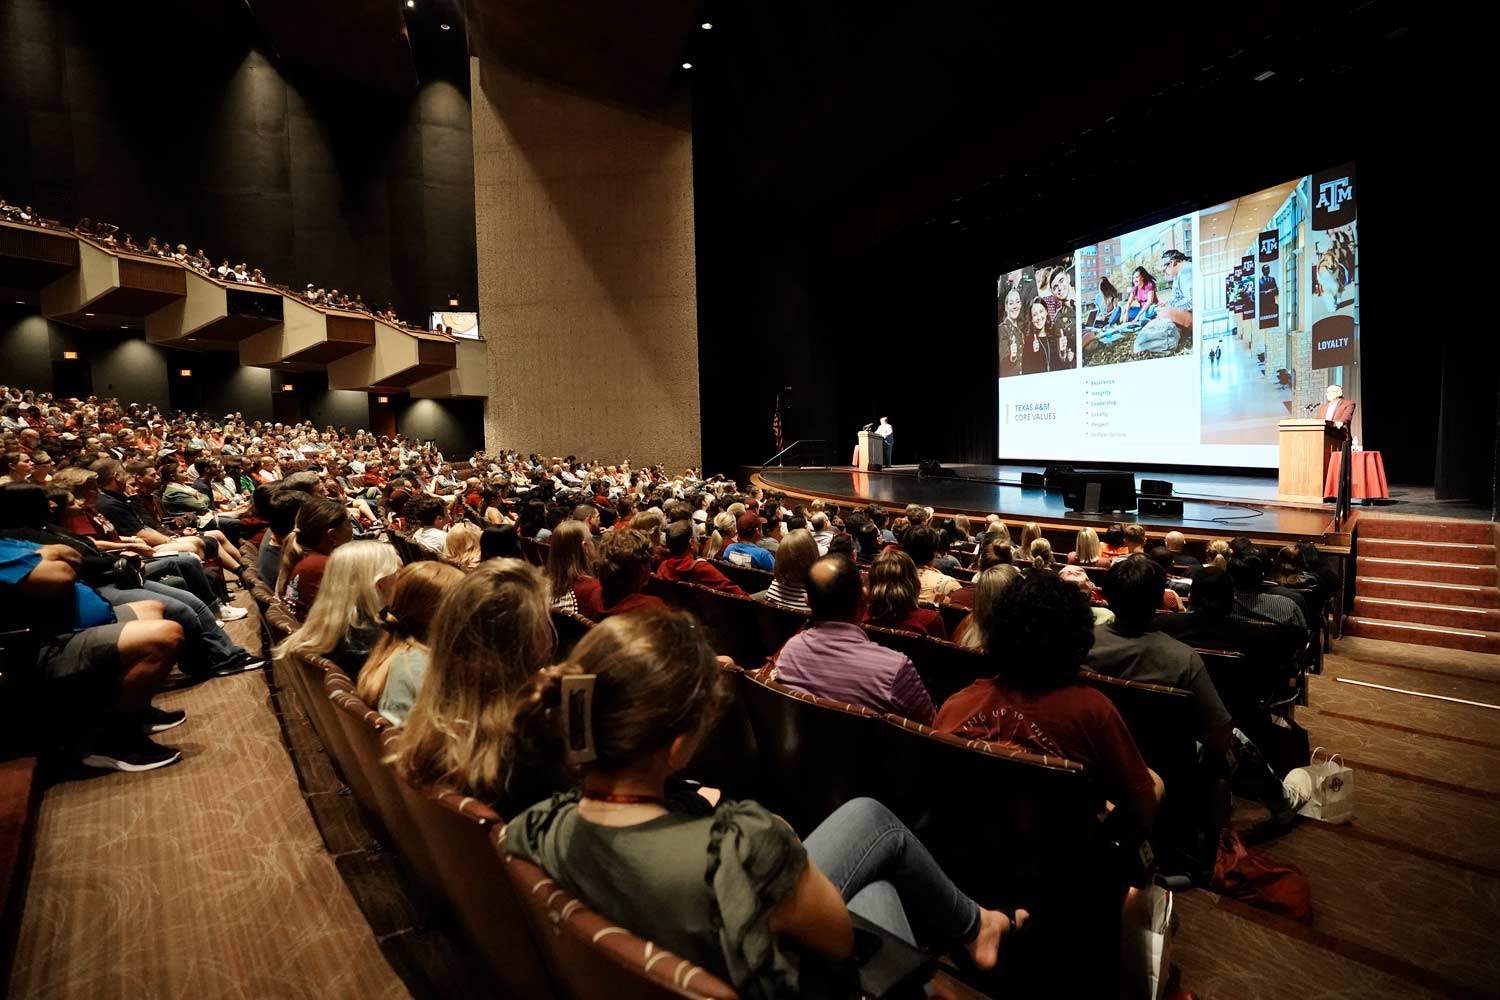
xmin=1020 ymin=472 xmax=1045 ymax=487
xmin=1139 ymin=497 xmax=1185 ymax=517
xmin=1058 ymin=470 xmax=1137 ymax=512
xmin=1140 ymin=478 xmax=1174 ymax=497
xmin=1042 ymin=464 xmax=1075 ymax=488
xmin=918 ymin=459 xmax=955 ymax=477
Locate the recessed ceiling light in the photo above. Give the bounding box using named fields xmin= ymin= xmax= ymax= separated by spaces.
xmin=681 ymin=62 xmax=692 ymax=69
xmin=84 ymin=312 xmax=95 ymax=317
xmin=439 ymin=22 xmax=450 ymax=30
xmin=406 ymin=0 xmax=414 ymax=6
xmin=701 ymin=22 xmax=713 ymax=29
xmin=13 ymin=300 xmax=22 ymax=305
xmin=120 ymin=325 xmax=130 ymax=329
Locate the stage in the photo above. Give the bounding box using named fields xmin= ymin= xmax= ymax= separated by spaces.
xmin=753 ymin=462 xmax=1352 ymax=549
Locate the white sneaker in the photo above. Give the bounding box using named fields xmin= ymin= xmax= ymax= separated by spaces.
xmin=217 ymin=605 xmax=249 ymax=622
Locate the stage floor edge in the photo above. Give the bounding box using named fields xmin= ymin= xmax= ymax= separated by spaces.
xmin=753 ymin=463 xmax=1349 ymax=549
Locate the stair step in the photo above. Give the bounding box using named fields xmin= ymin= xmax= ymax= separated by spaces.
xmin=1355 ymin=577 xmax=1500 ymax=609
xmin=1353 ymin=557 xmax=1498 ymax=587
xmin=1357 ymin=517 xmax=1495 ymax=545
xmin=1351 ymin=596 xmax=1500 ymax=629
xmin=1359 ymin=538 xmax=1497 ymax=565
xmin=1342 ymin=616 xmax=1500 ymax=654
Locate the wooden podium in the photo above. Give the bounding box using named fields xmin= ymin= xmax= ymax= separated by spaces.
xmin=1277 ymin=418 xmax=1341 ymax=503
xmin=857 ymin=430 xmax=883 ymax=470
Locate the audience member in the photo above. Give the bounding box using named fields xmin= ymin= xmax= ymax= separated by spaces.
xmin=903 ymin=525 xmax=962 ymax=603
xmin=1068 ymin=527 xmax=1110 ymax=567
xmin=722 ymin=511 xmax=775 ymax=570
xmin=1090 ymin=556 xmax=1232 ymax=752
xmin=759 ymin=527 xmax=817 ymax=611
xmin=356 ymin=561 xmax=464 ymax=725
xmin=478 ymin=523 xmax=522 ymax=562
xmin=275 ymin=539 xmax=398 ymax=677
xmin=1227 ymin=553 xmax=1307 ymax=630
xmin=656 ymin=520 xmax=745 ymax=594
xmin=391 ymin=559 xmax=555 ymax=811
xmin=589 ymin=529 xmax=667 ymax=619
xmin=863 ymin=549 xmax=947 ymax=639
xmin=1163 ymin=531 xmax=1201 ymax=573
xmin=444 ymin=521 xmax=482 ymax=567
xmin=952 ymin=564 xmax=1020 ymax=650
xmin=504 ymin=609 xmax=1023 ymax=994
xmin=935 ymin=570 xmax=1163 ymax=833
xmin=278 ymin=497 xmax=354 ymax=619
xmin=774 ymin=555 xmax=935 ymax=723
xmin=545 ymin=520 xmax=600 ymax=615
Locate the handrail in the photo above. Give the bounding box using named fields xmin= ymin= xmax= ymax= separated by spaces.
xmin=763 ymin=438 xmax=827 ymax=467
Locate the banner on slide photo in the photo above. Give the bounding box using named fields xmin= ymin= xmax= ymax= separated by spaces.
xmin=1239 ymin=255 xmax=1255 ymax=321
xmin=1257 ymin=230 xmax=1280 ymax=330
xmin=1310 ymin=165 xmax=1358 ymax=370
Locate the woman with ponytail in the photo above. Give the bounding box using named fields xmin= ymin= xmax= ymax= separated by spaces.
xmin=356 ymin=560 xmax=464 ymax=723
xmin=276 ymin=496 xmax=353 ymax=618
xmin=1028 ymin=537 xmax=1055 ymax=571
xmin=389 ymin=559 xmax=556 ymax=810
xmin=502 ymin=609 xmax=1027 ymax=999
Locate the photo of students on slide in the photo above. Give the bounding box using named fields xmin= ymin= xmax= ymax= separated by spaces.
xmin=1079 ymin=215 xmax=1195 ymax=368
xmin=998 ymin=256 xmax=1077 ymax=376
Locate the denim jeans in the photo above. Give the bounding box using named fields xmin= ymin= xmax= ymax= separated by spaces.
xmin=802 ymin=798 xmax=979 ymax=948
xmin=98 ymin=580 xmax=247 ymax=675
xmin=146 ymin=553 xmax=224 ymax=610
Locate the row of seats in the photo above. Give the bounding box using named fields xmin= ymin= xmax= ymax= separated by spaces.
xmin=254 ymin=577 xmax=743 ymax=1000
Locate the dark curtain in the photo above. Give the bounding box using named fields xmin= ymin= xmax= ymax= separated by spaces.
xmin=1434 ymin=341 xmax=1499 ymax=505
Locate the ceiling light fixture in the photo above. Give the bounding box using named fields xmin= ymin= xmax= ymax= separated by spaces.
xmin=377 ymin=396 xmax=390 ymax=404
xmin=84 ymin=312 xmax=95 ymax=317
xmin=682 ymin=62 xmax=692 ymax=69
xmin=1254 ymin=69 xmax=1276 ymax=81
xmin=701 ymin=22 xmax=713 ymax=29
xmin=406 ymin=0 xmax=414 ymax=6
xmin=439 ymin=22 xmax=451 ymax=30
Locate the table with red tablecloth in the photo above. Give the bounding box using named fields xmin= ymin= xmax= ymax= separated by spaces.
xmin=1324 ymin=450 xmax=1388 ymax=500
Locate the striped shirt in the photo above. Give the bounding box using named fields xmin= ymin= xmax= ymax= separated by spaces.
xmin=764 ymin=579 xmax=810 ymax=612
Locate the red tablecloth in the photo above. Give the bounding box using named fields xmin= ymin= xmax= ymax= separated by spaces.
xmin=1324 ymin=450 xmax=1388 ymax=500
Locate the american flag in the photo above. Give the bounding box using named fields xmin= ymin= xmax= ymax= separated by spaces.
xmin=772 ymin=396 xmax=783 ymax=452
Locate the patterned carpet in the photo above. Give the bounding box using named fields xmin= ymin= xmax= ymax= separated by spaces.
xmin=5 ymin=601 xmax=410 ymax=1000
xmin=6 ymin=596 xmax=1498 ymax=999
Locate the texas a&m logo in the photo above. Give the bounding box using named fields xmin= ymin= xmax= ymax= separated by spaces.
xmin=1259 ymin=235 xmax=1279 ymax=257
xmin=1316 ymin=176 xmax=1353 ymax=213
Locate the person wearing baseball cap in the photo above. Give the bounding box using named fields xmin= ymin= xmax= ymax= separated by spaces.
xmin=1133 ymin=248 xmax=1194 ymax=355
xmin=721 ymin=511 xmax=775 ymax=571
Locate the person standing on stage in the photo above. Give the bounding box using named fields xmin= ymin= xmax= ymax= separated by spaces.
xmin=1320 ymin=384 xmax=1355 ymax=435
xmin=876 ymin=417 xmax=894 ymax=466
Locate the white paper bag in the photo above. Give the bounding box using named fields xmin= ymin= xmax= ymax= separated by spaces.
xmin=1286 ymin=746 xmax=1355 ymax=824
xmin=1121 ymin=885 xmax=1173 ymax=1000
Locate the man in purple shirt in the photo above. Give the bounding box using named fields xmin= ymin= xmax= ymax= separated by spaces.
xmin=772 ymin=554 xmax=936 ymax=724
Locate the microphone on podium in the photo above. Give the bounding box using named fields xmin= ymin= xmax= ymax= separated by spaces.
xmin=1304 ymin=401 xmax=1319 ymax=413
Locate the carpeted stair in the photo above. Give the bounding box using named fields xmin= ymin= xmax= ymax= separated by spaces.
xmin=1345 ymin=516 xmax=1500 ymax=653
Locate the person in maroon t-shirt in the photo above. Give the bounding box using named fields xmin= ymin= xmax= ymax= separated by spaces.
xmin=862 ymin=549 xmax=947 ymax=639
xmin=934 ymin=570 xmax=1162 ymax=833
xmin=655 ymin=521 xmax=745 ymax=595
xmin=592 ymin=528 xmax=668 ymax=620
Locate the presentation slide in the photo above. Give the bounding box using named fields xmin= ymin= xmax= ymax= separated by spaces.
xmin=997 ymin=166 xmax=1359 ymax=468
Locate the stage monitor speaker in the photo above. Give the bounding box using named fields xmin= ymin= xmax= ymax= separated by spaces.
xmin=1058 ymin=470 xmax=1137 ymax=512
xmin=1139 ymin=497 xmax=1184 ymax=518
xmin=1042 ymin=463 xmax=1075 ymax=488
xmin=918 ymin=459 xmax=955 ymax=478
xmin=1140 ymin=478 xmax=1174 ymax=497
xmin=1020 ymin=472 xmax=1045 ymax=487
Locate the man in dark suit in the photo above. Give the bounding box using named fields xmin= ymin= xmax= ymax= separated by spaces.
xmin=1319 ymin=384 xmax=1356 ymax=436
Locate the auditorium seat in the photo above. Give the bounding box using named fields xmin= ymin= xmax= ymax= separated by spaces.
xmin=500 ymin=851 xmax=738 ymax=1000
xmin=931 ymin=601 xmax=970 ymax=637
xmin=388 ymin=533 xmax=437 ymax=565
xmin=709 ymin=560 xmax=772 ymax=595
xmin=387 ymin=753 xmax=555 ymax=1000
xmin=736 ymin=668 xmax=883 ymax=834
xmin=681 ymin=663 xmax=761 ymax=802
xmin=550 ymin=608 xmax=594 ymax=658
xmin=661 ymin=583 xmax=809 ymax=669
xmin=0 ymin=755 xmax=39 ymax=997
xmin=1078 ymin=670 xmax=1220 ymax=883
xmin=870 ymin=715 xmax=1125 ymax=994
xmin=519 ymin=537 xmax=550 ymax=567
xmin=286 ymin=651 xmax=376 ymax=810
xmin=859 ymin=625 xmax=990 ymax=705
xmin=325 ymin=673 xmax=446 ymax=909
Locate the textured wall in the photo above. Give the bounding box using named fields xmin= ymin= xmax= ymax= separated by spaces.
xmin=470 ymin=58 xmax=701 ymax=471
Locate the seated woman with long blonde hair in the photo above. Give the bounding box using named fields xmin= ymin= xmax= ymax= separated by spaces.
xmin=389 ymin=559 xmax=557 ymax=812
xmin=274 ymin=539 xmax=399 ymax=677
xmin=355 ymin=560 xmax=465 ymax=724
xmin=545 ymin=520 xmax=599 ymax=614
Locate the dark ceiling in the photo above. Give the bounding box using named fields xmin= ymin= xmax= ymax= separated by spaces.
xmin=244 ymin=0 xmax=418 ymax=93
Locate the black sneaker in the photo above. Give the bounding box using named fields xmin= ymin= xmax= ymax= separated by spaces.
xmin=137 ymin=706 xmax=187 ymax=734
xmin=211 ymin=654 xmax=266 ymax=678
xmin=81 ymin=734 xmax=182 ymax=773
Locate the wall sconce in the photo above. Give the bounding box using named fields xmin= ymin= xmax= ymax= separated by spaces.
xmin=281 ymin=383 xmax=295 ymax=392
xmin=178 ymin=369 xmax=192 ymax=377
xmin=377 ymin=396 xmax=390 ymax=404
xmin=63 ymin=351 xmax=79 ymax=360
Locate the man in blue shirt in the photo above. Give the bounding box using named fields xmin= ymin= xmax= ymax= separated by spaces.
xmin=720 ymin=512 xmax=775 ymax=571
xmin=0 ymin=537 xmax=186 ymax=771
